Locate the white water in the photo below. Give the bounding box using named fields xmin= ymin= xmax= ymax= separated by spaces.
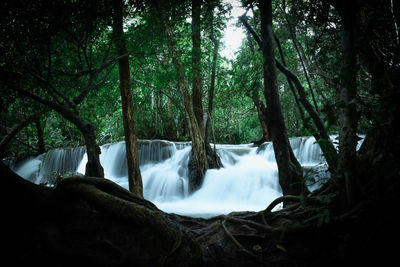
xmin=155 ymin=146 xmax=281 ymax=217
xmin=7 ymin=136 xmax=363 ymax=218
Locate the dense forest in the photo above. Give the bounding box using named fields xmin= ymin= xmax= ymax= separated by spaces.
xmin=1 ymin=0 xmax=400 ymax=266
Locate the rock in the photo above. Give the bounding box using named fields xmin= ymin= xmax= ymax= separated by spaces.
xmin=188 ymin=149 xmax=202 ymax=193
xmin=188 ymin=146 xmax=223 ymax=193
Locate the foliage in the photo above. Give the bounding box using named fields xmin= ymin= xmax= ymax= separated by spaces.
xmin=0 ymin=0 xmax=398 ymax=154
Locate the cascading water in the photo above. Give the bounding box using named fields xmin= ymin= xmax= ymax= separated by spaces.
xmin=9 ymin=155 xmax=43 ymax=183
xmin=7 ymin=147 xmax=85 ymax=184
xmin=5 ymin=136 xmax=364 ymax=218
xmin=155 ymin=144 xmax=281 ymax=218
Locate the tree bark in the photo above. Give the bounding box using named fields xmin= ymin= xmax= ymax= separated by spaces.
xmin=191 ymin=0 xmax=205 ymax=139
xmin=336 ymin=0 xmax=359 ymax=207
xmin=244 ymin=27 xmax=269 ymax=145
xmin=11 ymin=86 xmax=104 ymax=178
xmin=254 ymin=99 xmax=269 ymax=142
xmin=273 ymin=33 xmax=305 ymax=122
xmin=240 ymin=17 xmax=337 ymax=173
xmin=258 ymin=0 xmax=305 ymax=196
xmin=163 ymin=22 xmax=208 ymax=190
xmin=112 ymin=0 xmax=143 ymax=197
xmin=34 ymin=117 xmax=46 ymax=154
xmin=0 ymin=109 xmax=49 ymax=157
xmin=275 ymin=60 xmax=338 ymax=172
xmin=165 ymin=97 xmax=178 ymax=140
xmin=205 ymin=35 xmax=219 ymax=148
xmin=282 ymin=0 xmax=319 ymax=113
xmin=81 ymin=123 xmax=104 ymax=178
xmin=56 ymin=109 xmax=104 ymax=178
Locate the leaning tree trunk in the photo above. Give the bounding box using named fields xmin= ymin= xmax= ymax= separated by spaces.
xmin=163 ymin=24 xmax=208 ymax=192
xmin=275 ymin=60 xmax=338 ymax=173
xmin=240 ymin=13 xmax=337 ymax=176
xmin=0 ymin=109 xmax=49 ymax=157
xmin=273 ymin=30 xmax=338 ymax=173
xmin=112 ymin=0 xmax=143 ymax=197
xmin=11 ymin=89 xmax=105 ymax=178
xmin=282 ymin=0 xmax=319 ymax=113
xmin=258 ymin=0 xmax=304 ymax=196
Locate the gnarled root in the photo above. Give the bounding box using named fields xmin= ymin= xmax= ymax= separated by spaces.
xmin=55 ymin=176 xmax=183 ymax=264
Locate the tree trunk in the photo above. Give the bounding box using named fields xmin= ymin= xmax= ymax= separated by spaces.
xmin=163 ymin=23 xmax=208 ymax=191
xmin=241 ymin=15 xmax=337 ymax=173
xmin=245 ymin=28 xmax=269 ymax=145
xmin=12 ymin=87 xmax=105 ymax=178
xmin=34 ymin=117 xmax=46 ymax=154
xmin=56 ymin=109 xmax=104 ymax=178
xmin=112 ymin=0 xmax=143 ymax=197
xmin=254 ymin=100 xmax=269 ymax=142
xmin=282 ymin=0 xmax=319 ymax=113
xmin=275 ymin=60 xmax=338 ymax=172
xmin=336 ymin=0 xmax=359 ymax=207
xmin=191 ymin=0 xmax=205 ymax=139
xmin=81 ymin=123 xmax=104 ymax=178
xmin=273 ymin=30 xmax=339 ymax=173
xmin=205 ymin=35 xmax=219 ymax=148
xmin=0 ymin=109 xmax=49 ymax=157
xmin=258 ymin=0 xmax=304 ymax=196
xmin=273 ymin=34 xmax=305 ymax=122
xmin=164 ymin=97 xmax=178 ymax=140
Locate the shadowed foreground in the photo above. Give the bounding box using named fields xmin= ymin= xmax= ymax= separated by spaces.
xmin=2 ymin=158 xmax=398 ymax=266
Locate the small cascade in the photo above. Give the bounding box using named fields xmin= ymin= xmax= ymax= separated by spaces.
xmin=5 ymin=135 xmax=365 ymax=218
xmin=138 ymin=140 xmax=181 ymax=165
xmin=38 ymin=147 xmax=86 ymax=184
xmin=76 ymin=140 xmax=189 ymax=189
xmin=7 ymin=148 xmax=85 ymax=184
xmin=98 ymin=141 xmax=128 ymax=178
xmin=155 ymin=145 xmax=281 ymax=217
xmin=142 ymin=146 xmax=191 ymax=202
xmin=257 ymin=136 xmax=326 ymax=165
xmin=291 ymin=137 xmax=325 ymax=166
xmin=11 ymin=155 xmax=44 ymax=183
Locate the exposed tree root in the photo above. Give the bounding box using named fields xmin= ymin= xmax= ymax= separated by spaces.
xmin=56 ymin=176 xmax=157 ymax=210
xmin=265 ymin=195 xmax=302 ymax=213
xmin=207 ymin=214 xmax=277 ymax=233
xmin=56 ymin=176 xmax=184 ymax=263
xmin=221 ymin=219 xmax=266 ymax=265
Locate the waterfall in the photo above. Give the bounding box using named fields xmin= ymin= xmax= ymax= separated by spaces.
xmin=5 ymin=136 xmax=364 ymax=218
xmin=8 ymin=155 xmax=44 ymax=183
xmin=39 ymin=147 xmax=86 ymax=184
xmin=6 ymin=147 xmax=85 ymax=184
xmin=155 ymin=145 xmax=281 ymax=218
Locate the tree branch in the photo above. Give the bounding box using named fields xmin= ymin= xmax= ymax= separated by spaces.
xmin=238 ymin=15 xmax=262 ymax=49
xmin=0 ymin=108 xmax=50 ymax=154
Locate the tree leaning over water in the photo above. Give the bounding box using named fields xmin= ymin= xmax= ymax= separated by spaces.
xmin=0 ymin=0 xmax=116 ymax=178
